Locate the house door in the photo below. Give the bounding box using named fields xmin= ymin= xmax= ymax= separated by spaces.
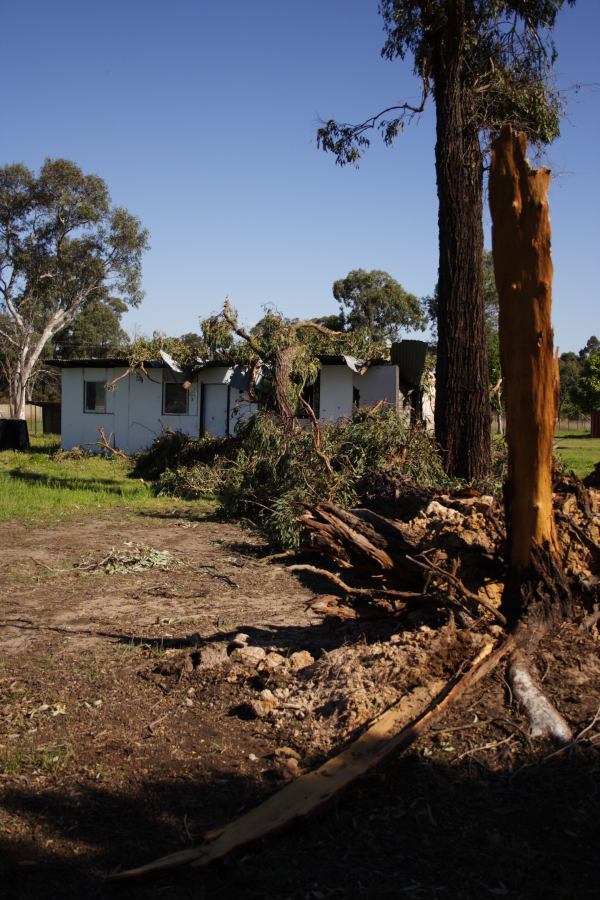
xmin=201 ymin=384 xmax=229 ymax=437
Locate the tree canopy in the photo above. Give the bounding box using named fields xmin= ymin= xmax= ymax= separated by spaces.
xmin=0 ymin=158 xmax=148 ymax=417
xmin=579 ymin=335 xmax=600 ymax=360
xmin=332 ymin=269 xmax=425 ymax=342
xmin=53 ymin=296 xmax=129 ymax=359
xmin=319 ymin=1 xmax=574 ymax=165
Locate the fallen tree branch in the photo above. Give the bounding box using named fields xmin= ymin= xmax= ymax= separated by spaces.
xmin=108 ymin=636 xmax=514 ymax=881
xmin=288 ymin=563 xmax=422 ymax=600
xmin=82 ymin=427 xmax=128 ymax=459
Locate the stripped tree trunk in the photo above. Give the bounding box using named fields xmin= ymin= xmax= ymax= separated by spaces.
xmin=489 ymin=124 xmax=572 ymax=742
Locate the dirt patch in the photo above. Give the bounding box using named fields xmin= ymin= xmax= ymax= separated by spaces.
xmin=1 ymin=507 xmax=599 ymax=899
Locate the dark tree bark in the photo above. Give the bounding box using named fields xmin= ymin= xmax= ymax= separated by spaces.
xmin=432 ymin=6 xmax=491 ymax=480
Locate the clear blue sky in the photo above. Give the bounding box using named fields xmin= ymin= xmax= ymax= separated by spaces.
xmin=3 ymin=0 xmax=599 ymax=352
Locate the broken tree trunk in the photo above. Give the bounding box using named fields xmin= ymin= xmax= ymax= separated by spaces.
xmin=489 ymin=124 xmax=572 ymax=742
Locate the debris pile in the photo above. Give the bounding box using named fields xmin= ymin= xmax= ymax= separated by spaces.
xmin=74 ymin=542 xmax=178 ymax=575
xmin=294 ymin=472 xmax=599 ymax=623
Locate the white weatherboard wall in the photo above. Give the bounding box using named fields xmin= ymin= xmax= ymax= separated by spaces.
xmin=60 ymin=366 xmax=258 ymax=453
xmin=319 ymin=366 xmax=353 ymax=421
xmin=197 ymin=366 xmax=258 ymax=438
xmin=60 ymin=363 xmax=399 ymax=451
xmin=129 ymin=370 xmax=200 ymax=453
xmin=354 ymin=365 xmax=399 ymax=411
xmin=61 ymin=367 xmax=119 ymax=451
xmin=319 ymin=364 xmax=399 ymax=421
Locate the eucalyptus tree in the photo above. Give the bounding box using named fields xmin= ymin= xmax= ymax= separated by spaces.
xmin=318 ymin=0 xmax=574 ymax=478
xmin=333 ymin=268 xmax=426 ymax=341
xmin=0 ymin=159 xmax=148 ymax=418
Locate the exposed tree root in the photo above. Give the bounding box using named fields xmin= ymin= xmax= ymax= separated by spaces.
xmin=288 ymin=563 xmax=422 ymax=600
xmin=507 ymin=649 xmax=572 ymax=744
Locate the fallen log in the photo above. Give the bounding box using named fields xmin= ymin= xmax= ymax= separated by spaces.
xmin=108 ymin=637 xmax=514 ymax=881
xmin=300 ymin=501 xmax=423 ymax=587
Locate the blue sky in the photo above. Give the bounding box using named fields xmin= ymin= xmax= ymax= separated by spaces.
xmin=3 ymin=0 xmax=598 ymax=352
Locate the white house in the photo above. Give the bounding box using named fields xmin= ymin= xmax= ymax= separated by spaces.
xmin=48 ymin=356 xmax=402 ymax=454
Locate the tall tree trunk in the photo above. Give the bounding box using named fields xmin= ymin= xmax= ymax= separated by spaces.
xmin=10 ymin=356 xmax=29 ymax=420
xmin=432 ymin=5 xmax=491 ymax=480
xmin=490 ymin=124 xmax=572 ymax=744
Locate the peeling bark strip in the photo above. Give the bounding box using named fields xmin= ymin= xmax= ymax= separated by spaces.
xmin=108 ymin=639 xmax=514 ymax=881
xmin=489 ymin=125 xmax=569 ymax=627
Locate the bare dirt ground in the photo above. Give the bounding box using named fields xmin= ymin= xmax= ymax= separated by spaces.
xmin=1 ymin=506 xmax=599 ymax=899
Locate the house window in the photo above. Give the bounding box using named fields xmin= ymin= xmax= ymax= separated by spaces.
xmin=84 ymin=381 xmax=106 ymax=413
xmin=163 ymin=381 xmax=189 ymax=415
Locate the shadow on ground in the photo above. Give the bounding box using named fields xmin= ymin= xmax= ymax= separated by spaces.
xmin=7 ymin=470 xmax=133 ymax=494
xmin=1 ymin=748 xmax=598 ymax=899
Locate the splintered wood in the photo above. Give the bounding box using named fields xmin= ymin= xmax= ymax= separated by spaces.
xmin=489 ymin=123 xmax=558 ymax=571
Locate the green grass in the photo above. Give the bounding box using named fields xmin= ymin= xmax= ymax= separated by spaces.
xmin=554 ymin=430 xmax=600 ymax=480
xmin=0 ymin=435 xmax=212 ymax=522
xmin=0 ymin=744 xmax=70 ymax=776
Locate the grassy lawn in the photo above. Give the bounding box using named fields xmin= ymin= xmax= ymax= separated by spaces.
xmin=554 ymin=430 xmax=600 ymax=480
xmin=0 ymin=435 xmax=209 ymax=522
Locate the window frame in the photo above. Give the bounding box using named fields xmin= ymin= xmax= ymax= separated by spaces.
xmin=162 ymin=378 xmax=190 ymax=416
xmin=83 ymin=380 xmax=107 ymax=414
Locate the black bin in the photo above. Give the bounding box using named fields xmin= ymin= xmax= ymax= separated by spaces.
xmin=0 ymin=419 xmax=30 ymax=450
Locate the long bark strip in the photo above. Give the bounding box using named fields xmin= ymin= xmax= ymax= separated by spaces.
xmin=108 ymin=638 xmax=513 ymax=881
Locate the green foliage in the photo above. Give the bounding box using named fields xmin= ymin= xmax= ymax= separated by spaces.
xmin=200 ymin=314 xmax=237 ymax=358
xmin=0 ymin=159 xmax=148 ymax=319
xmin=123 ymin=333 xmax=201 ymax=372
xmin=132 ymin=429 xmax=231 ymax=480
xmin=0 ymin=158 xmax=149 ymax=414
xmin=332 ymin=269 xmax=426 ymax=341
xmin=53 ymin=297 xmax=129 ymax=359
xmin=579 ymin=335 xmax=600 ymax=360
xmin=318 ymin=1 xmax=574 ymax=165
xmin=570 ymin=351 xmax=600 ymax=414
xmin=148 ymin=408 xmax=448 ymax=549
xmin=558 ymin=351 xmax=583 ymax=417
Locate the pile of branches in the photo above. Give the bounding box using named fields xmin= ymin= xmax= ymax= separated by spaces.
xmin=293 ymin=468 xmax=599 ymax=625
xmin=133 ymin=408 xmax=451 ymax=549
